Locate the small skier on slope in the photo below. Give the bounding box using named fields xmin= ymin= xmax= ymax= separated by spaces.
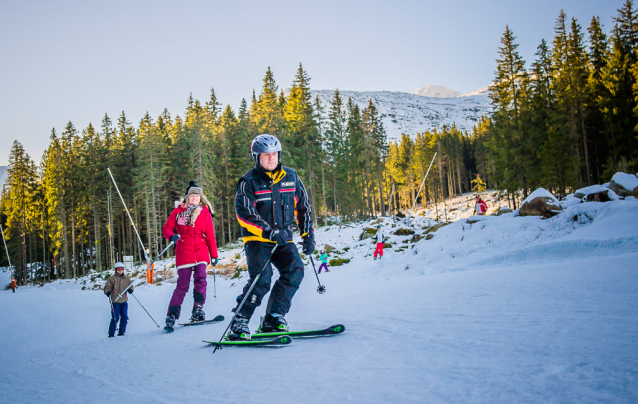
xmin=9 ymin=278 xmax=16 ymax=293
xmin=104 ymin=262 xmax=134 ymax=338
xmin=162 ymin=181 xmax=218 ymax=330
xmin=474 ymin=195 xmax=488 ymax=216
xmin=317 ymin=250 xmax=329 ymax=273
xmin=230 ymin=134 xmax=314 ymax=340
xmin=373 ymin=225 xmax=386 ymax=260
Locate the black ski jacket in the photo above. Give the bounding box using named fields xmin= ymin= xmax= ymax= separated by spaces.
xmin=235 ymin=164 xmax=313 ymax=244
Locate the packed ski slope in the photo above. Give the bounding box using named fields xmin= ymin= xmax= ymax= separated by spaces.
xmin=1 ymin=192 xmax=637 ymax=403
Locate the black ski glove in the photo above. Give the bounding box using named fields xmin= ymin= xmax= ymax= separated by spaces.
xmin=302 ymin=234 xmax=316 ymax=255
xmin=127 ymin=288 xmax=133 ymax=294
xmin=211 ymin=257 xmax=218 ymax=266
xmin=170 ymin=234 xmax=180 ymax=243
xmin=106 ymin=291 xmax=111 ymax=297
xmin=266 ymin=228 xmax=288 ymax=246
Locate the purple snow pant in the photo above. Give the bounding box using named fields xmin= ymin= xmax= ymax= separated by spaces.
xmin=318 ymin=263 xmax=328 ymax=273
xmin=167 ymin=263 xmax=207 ymax=319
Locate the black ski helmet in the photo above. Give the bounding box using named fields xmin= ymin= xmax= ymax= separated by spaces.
xmin=251 ymin=134 xmax=281 ymax=166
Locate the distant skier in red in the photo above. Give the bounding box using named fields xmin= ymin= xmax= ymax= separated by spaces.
xmin=10 ymin=278 xmax=16 ymax=293
xmin=474 ymin=195 xmax=488 ymax=216
xmin=373 ymin=225 xmax=386 ymax=260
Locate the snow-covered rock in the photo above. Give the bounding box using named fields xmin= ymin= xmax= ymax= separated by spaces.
xmin=519 ymin=188 xmax=563 ymax=218
xmin=609 ymin=172 xmax=638 ymax=197
xmin=413 ymin=85 xmax=462 ymax=98
xmin=496 ymin=206 xmax=513 ymax=216
xmin=574 ymin=184 xmax=618 ymax=202
xmin=574 ymin=184 xmax=607 ymax=199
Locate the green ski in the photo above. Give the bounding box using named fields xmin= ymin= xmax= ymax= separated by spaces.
xmin=251 ymin=324 xmax=345 ymax=340
xmin=203 ymin=335 xmax=292 ymax=348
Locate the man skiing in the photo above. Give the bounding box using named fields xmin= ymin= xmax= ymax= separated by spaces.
xmin=317 ymin=250 xmax=329 ymax=273
xmin=373 ymin=225 xmax=386 ymax=260
xmin=104 ymin=262 xmax=134 ymax=338
xmin=474 ymin=195 xmax=488 ymax=216
xmin=230 ymin=134 xmax=314 ymax=340
xmin=162 ymin=181 xmax=218 ymax=329
xmin=9 ymin=278 xmax=16 ymax=293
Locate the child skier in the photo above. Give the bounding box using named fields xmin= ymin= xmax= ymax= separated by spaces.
xmin=373 ymin=225 xmax=386 ymax=260
xmin=104 ymin=262 xmax=134 ymax=338
xmin=474 ymin=195 xmax=488 ymax=216
xmin=9 ymin=278 xmax=16 ymax=293
xmin=318 ymin=250 xmax=329 ymax=273
xmin=162 ymin=181 xmax=218 ymax=329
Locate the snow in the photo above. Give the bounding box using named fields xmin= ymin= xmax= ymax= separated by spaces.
xmin=311 ymin=87 xmax=492 ymax=142
xmin=2 ymin=191 xmax=638 ymax=403
xmin=522 ymin=187 xmax=559 ymax=205
xmin=611 ymin=172 xmax=638 ymax=191
xmin=413 ymin=84 xmax=462 ymax=98
xmin=575 ymin=184 xmax=607 ymax=197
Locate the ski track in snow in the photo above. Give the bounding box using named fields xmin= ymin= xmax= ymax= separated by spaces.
xmin=1 ymin=192 xmax=637 ymax=403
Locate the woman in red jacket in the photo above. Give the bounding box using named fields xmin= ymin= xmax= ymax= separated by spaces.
xmin=163 ymin=181 xmax=218 ymax=329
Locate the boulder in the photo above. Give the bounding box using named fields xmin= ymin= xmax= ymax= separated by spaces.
xmin=496 ymin=206 xmax=513 ymax=216
xmin=574 ymin=184 xmax=608 ymax=199
xmin=423 ymin=224 xmax=441 ymax=234
xmin=323 ymin=244 xmax=336 ymax=252
xmin=393 ymin=228 xmax=415 ymax=236
xmin=609 ymin=172 xmax=638 ymax=197
xmin=584 ymin=189 xmax=618 ymax=202
xmin=519 ymin=188 xmax=563 ymax=218
xmin=411 ymin=234 xmax=422 ymax=243
xmin=425 ymin=234 xmax=434 ymax=240
xmin=359 ymin=227 xmax=377 ymax=241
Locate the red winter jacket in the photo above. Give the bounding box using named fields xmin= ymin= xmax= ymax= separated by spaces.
xmin=163 ymin=204 xmax=218 ymax=269
xmin=475 ymin=199 xmax=488 ymax=215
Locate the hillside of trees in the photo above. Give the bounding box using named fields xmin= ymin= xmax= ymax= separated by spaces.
xmin=2 ymin=2 xmax=638 ymax=285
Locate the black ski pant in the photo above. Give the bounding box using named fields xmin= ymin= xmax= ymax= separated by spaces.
xmin=236 ymin=241 xmax=304 ymax=320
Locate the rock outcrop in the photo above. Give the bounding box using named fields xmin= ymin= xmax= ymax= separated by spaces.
xmin=519 ymin=188 xmax=563 ymax=218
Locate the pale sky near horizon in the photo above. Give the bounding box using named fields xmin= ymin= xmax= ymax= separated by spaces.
xmin=0 ymin=0 xmax=620 ymax=166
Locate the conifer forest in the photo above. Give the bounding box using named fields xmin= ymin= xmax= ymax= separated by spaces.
xmin=2 ymin=3 xmax=638 ymax=285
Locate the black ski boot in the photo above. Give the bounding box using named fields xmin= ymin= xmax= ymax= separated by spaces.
xmin=228 ymin=315 xmax=251 ymax=340
xmin=258 ymin=313 xmax=289 ymax=333
xmin=165 ymin=315 xmax=176 ymax=330
xmin=191 ymin=305 xmax=205 ymax=322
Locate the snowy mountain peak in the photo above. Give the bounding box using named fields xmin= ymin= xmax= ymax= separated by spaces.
xmin=413 ymin=85 xmax=462 ymax=98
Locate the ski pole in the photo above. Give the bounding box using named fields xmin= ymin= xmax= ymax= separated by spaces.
xmin=112 ymin=241 xmax=174 ymax=303
xmin=365 ymin=238 xmax=373 ymax=260
xmin=130 ymin=292 xmax=160 ymax=328
xmin=0 ymin=224 xmax=14 ymax=280
xmin=309 ymin=256 xmax=326 ymax=294
xmin=212 ymin=264 xmax=217 ymax=299
xmin=108 ymin=294 xmax=114 ymax=320
xmin=212 ymin=244 xmax=277 ymax=354
xmin=107 ymin=168 xmax=150 ymax=264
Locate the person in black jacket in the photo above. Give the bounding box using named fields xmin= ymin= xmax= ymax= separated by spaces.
xmin=229 ymin=134 xmax=315 ymax=340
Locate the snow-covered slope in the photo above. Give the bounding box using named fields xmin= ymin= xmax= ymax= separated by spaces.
xmin=313 ymin=86 xmax=492 ymax=141
xmin=2 ymin=192 xmax=637 ymax=403
xmin=413 ymin=84 xmax=462 ymax=98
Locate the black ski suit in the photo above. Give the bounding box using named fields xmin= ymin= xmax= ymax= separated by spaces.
xmin=234 ymin=163 xmax=313 ymax=319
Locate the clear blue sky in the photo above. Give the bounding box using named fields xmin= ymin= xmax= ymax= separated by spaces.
xmin=0 ymin=0 xmax=621 ymax=166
